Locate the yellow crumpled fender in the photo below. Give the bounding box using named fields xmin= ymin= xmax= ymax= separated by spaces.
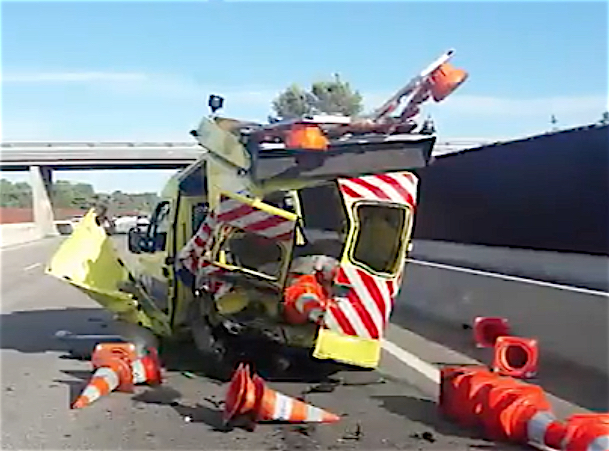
xmin=45 ymin=209 xmax=171 ymax=336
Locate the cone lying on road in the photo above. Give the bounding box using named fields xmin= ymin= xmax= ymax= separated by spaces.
xmin=71 ymin=342 xmax=163 ymax=410
xmin=71 ymin=343 xmax=137 ymax=409
xmin=223 ymin=363 xmax=340 ymax=428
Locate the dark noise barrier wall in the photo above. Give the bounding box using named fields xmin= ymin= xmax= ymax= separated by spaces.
xmin=412 ymin=124 xmax=609 ymax=256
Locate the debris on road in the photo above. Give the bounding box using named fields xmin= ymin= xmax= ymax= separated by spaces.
xmin=410 ymin=431 xmax=436 ymax=443
xmin=340 ymin=422 xmax=363 ymax=441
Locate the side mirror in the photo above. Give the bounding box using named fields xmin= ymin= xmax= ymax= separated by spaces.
xmin=128 ymin=228 xmax=143 ymax=254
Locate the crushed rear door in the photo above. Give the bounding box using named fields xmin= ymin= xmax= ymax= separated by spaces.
xmin=313 ymin=171 xmax=418 ymax=368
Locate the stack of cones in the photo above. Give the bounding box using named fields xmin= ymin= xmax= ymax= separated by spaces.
xmin=439 ymin=365 xmax=572 ymax=449
xmin=71 ymin=342 xmax=163 ymax=410
xmin=223 ymin=363 xmax=340 ymax=429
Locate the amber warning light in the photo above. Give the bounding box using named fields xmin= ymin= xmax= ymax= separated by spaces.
xmin=285 ymin=123 xmax=329 ymax=151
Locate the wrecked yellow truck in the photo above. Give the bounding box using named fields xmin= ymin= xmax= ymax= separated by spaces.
xmin=47 ymin=49 xmax=468 ymax=377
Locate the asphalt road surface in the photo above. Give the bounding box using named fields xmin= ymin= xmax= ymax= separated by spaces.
xmin=0 ymin=237 xmax=524 ymax=450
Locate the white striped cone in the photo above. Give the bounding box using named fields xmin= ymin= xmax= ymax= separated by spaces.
xmin=527 ymin=410 xmax=566 ymax=449
xmin=252 ymin=375 xmax=340 ymax=423
xmin=71 ymin=365 xmax=121 ymax=409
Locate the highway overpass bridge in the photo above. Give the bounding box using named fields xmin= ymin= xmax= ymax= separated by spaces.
xmin=0 ymin=138 xmax=492 ymax=236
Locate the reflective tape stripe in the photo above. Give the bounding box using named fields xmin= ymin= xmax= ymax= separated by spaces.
xmin=94 ymin=367 xmax=120 ymax=391
xmin=80 ymin=385 xmax=101 ymax=402
xmin=588 ymin=435 xmax=609 ymax=451
xmin=132 ymin=359 xmax=147 ymax=384
xmin=306 ymin=404 xmax=324 ymax=422
xmin=527 ymin=411 xmax=555 ymax=445
xmin=273 ymin=392 xmax=293 ymax=421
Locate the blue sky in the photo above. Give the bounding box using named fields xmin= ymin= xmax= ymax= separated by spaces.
xmin=1 ymin=1 xmax=607 ymax=193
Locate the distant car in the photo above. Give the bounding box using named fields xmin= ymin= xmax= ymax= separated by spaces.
xmin=114 ymin=215 xmax=150 ymax=234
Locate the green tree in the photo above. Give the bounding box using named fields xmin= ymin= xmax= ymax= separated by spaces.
xmin=272 ymin=75 xmax=363 ymax=118
xmin=272 ymin=84 xmax=314 ymax=119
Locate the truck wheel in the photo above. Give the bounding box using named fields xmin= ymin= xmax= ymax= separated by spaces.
xmin=188 ymin=298 xmax=235 ymax=381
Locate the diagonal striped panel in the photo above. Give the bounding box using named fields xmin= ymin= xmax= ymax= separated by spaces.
xmin=337 ymin=171 xmax=418 ymax=208
xmin=324 ymin=263 xmax=396 ymax=340
xmin=216 ymin=195 xmax=295 ymax=242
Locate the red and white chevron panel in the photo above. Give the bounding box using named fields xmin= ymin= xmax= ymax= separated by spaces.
xmin=321 ymin=171 xmax=417 ymax=339
xmin=337 ymin=171 xmax=418 ymax=208
xmin=324 ymin=264 xmax=396 ymax=340
xmin=216 ymin=195 xmax=295 ymax=242
xmin=178 ymin=212 xmax=218 ymax=274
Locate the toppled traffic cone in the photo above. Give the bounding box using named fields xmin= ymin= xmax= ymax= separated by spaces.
xmin=71 ymin=342 xmax=137 ymax=409
xmin=492 ymin=336 xmax=539 ymax=379
xmin=283 ymin=274 xmax=329 ymax=325
xmin=223 ymin=363 xmax=340 ymax=428
xmin=473 ymin=317 xmax=510 ymax=348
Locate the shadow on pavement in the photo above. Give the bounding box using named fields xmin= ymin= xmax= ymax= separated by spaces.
xmin=0 ymin=307 xmax=115 ymax=354
xmin=391 ymin=305 xmax=609 ymax=413
xmin=0 ymin=307 xmax=348 ymax=386
xmin=132 ymin=386 xmax=230 ymax=432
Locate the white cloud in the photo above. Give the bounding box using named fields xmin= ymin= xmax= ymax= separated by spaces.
xmin=437 ymin=94 xmax=608 ymax=117
xmin=3 ymin=71 xmax=149 ymax=83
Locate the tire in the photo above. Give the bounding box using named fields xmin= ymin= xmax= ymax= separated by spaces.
xmin=188 ymin=296 xmax=235 ymax=381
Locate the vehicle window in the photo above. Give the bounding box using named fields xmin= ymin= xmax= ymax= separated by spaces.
xmin=147 ymin=201 xmax=171 ymax=252
xmin=295 ymin=183 xmax=348 ymax=258
xmin=192 ymin=202 xmax=209 ymax=234
xmin=262 ymin=191 xmax=297 ymax=214
xmin=351 ymin=204 xmax=409 ymax=275
xmin=217 ymin=229 xmax=283 ymax=278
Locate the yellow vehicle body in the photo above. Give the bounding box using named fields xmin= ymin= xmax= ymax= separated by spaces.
xmin=46 ymin=114 xmax=435 ymax=371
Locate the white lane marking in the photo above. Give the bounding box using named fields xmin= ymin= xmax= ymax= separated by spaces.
xmin=406 ymin=258 xmax=609 ymax=297
xmin=0 ymin=237 xmax=61 ymax=252
xmin=23 ymin=263 xmax=42 ymax=271
xmin=381 ymin=339 xmax=440 ymax=384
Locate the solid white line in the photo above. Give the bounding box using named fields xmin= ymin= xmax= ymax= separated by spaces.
xmin=23 ymin=263 xmax=42 ymax=271
xmin=381 ymin=339 xmax=440 ymax=384
xmin=406 ymin=258 xmax=609 ymax=297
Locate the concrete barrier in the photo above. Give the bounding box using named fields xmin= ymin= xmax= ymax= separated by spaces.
xmin=410 ymin=239 xmax=609 ymax=292
xmin=0 ymin=221 xmax=72 ymax=249
xmin=399 ymin=247 xmax=609 ymax=376
xmin=0 ymin=223 xmax=43 ymax=248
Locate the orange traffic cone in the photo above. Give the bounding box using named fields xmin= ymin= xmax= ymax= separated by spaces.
xmin=223 ymin=363 xmax=340 ymax=427
xmin=479 ymin=377 xmax=532 ymax=441
xmin=283 ymin=274 xmax=329 ymax=325
xmin=562 ymin=414 xmax=609 ymax=451
xmin=252 ymin=374 xmax=340 ymax=423
xmin=439 ymin=365 xmax=492 ymax=423
xmin=429 ymin=62 xmax=468 ymax=102
xmin=493 ymin=336 xmax=539 ymax=379
xmin=473 ymin=316 xmax=510 ymax=348
xmin=71 ymin=343 xmax=137 ymax=409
